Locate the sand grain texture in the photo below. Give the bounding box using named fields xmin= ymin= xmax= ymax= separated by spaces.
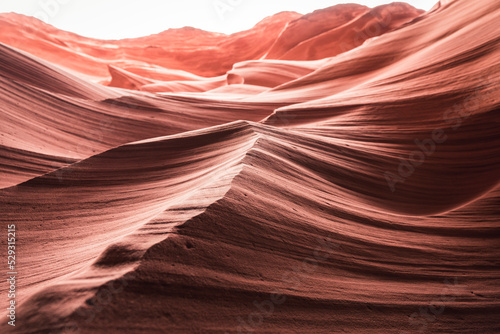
xmin=0 ymin=0 xmax=499 ymax=333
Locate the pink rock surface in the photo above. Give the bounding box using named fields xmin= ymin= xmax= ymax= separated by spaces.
xmin=0 ymin=1 xmax=499 ymax=333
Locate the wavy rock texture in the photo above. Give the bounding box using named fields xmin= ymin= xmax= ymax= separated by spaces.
xmin=0 ymin=0 xmax=499 ymax=333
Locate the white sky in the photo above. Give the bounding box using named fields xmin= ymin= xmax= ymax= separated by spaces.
xmin=0 ymin=0 xmax=438 ymax=39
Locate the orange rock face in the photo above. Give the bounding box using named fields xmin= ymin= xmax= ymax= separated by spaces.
xmin=0 ymin=1 xmax=499 ymax=333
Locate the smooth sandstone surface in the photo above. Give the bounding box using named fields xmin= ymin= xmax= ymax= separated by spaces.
xmin=0 ymin=0 xmax=499 ymax=333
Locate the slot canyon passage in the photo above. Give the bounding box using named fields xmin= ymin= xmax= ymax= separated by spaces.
xmin=0 ymin=0 xmax=499 ymax=333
